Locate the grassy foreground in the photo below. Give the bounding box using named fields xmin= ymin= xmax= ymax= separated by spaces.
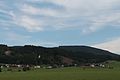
xmin=0 ymin=61 xmax=120 ymax=80
xmin=0 ymin=68 xmax=120 ymax=80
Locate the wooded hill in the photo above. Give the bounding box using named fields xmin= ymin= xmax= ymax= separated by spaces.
xmin=0 ymin=44 xmax=119 ymax=65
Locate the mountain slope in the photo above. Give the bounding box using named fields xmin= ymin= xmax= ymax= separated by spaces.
xmin=58 ymin=46 xmax=120 ymax=63
xmin=0 ymin=44 xmax=119 ymax=65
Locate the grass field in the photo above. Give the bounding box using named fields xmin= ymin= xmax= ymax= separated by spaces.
xmin=0 ymin=61 xmax=120 ymax=80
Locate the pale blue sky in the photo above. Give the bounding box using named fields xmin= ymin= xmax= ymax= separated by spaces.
xmin=0 ymin=0 xmax=120 ymax=54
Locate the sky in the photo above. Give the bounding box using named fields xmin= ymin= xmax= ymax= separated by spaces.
xmin=0 ymin=0 xmax=120 ymax=54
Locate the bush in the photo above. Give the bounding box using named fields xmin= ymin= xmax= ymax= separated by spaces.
xmin=22 ymin=67 xmax=30 ymax=71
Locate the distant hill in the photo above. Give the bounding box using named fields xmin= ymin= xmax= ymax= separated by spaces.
xmin=0 ymin=44 xmax=119 ymax=65
xmin=59 ymin=46 xmax=120 ymax=63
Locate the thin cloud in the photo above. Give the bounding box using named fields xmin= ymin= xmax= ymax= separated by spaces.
xmin=15 ymin=15 xmax=43 ymax=32
xmin=21 ymin=4 xmax=60 ymax=16
xmin=93 ymin=38 xmax=120 ymax=54
xmin=5 ymin=32 xmax=31 ymax=41
xmin=1 ymin=0 xmax=120 ymax=33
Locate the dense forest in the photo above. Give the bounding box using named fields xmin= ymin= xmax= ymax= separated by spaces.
xmin=0 ymin=44 xmax=120 ymax=65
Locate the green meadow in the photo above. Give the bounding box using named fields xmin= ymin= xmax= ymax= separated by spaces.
xmin=0 ymin=61 xmax=120 ymax=80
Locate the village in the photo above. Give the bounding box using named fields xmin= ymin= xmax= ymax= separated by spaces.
xmin=0 ymin=62 xmax=114 ymax=72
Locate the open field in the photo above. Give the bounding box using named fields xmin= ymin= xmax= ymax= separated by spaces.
xmin=0 ymin=61 xmax=120 ymax=80
xmin=0 ymin=67 xmax=120 ymax=80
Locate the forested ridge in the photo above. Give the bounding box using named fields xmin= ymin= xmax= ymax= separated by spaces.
xmin=0 ymin=44 xmax=119 ymax=65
